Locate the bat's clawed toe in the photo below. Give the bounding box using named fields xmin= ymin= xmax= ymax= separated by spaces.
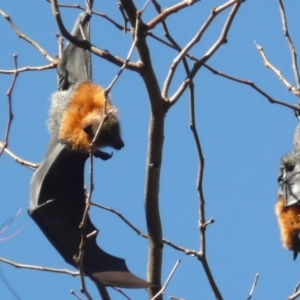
xmin=292 ymin=230 xmax=300 ymax=260
xmin=293 ymin=251 xmax=298 ymax=261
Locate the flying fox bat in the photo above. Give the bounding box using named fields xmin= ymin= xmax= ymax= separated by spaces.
xmin=276 ymin=119 xmax=300 ymax=260
xmin=28 ymin=11 xmax=151 ymax=288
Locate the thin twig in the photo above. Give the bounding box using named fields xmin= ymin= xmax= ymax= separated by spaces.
xmin=0 ymin=208 xmax=24 ymax=242
xmin=165 ymin=0 xmax=242 ymax=105
xmin=50 ymin=0 xmax=138 ymax=70
xmin=83 ymin=289 xmax=93 ymax=300
xmin=0 ymin=55 xmax=18 ymax=157
xmin=0 ymin=208 xmax=21 ymax=235
xmin=0 ymin=142 xmax=39 ymax=170
xmin=76 ymin=99 xmax=111 ymax=296
xmin=92 ymin=201 xmax=202 ymax=257
xmin=288 ymin=290 xmax=300 ymax=300
xmin=105 ymin=13 xmax=140 ymax=94
xmin=151 ymin=260 xmax=181 ymax=300
xmin=0 ymin=257 xmax=79 ymax=276
xmin=146 ymin=30 xmax=300 ymax=112
xmin=203 ymin=63 xmax=300 ymax=112
xmin=295 ymin=281 xmax=300 ymax=293
xmin=246 ymin=273 xmax=259 ymax=300
xmin=91 ymin=202 xmax=149 ymax=238
xmin=45 ymin=0 xmax=125 ymax=30
xmin=187 ymin=41 xmax=222 ymax=299
xmin=169 ymin=297 xmax=185 ymax=300
xmin=111 ymin=287 xmax=132 ymax=300
xmin=162 ymin=238 xmax=198 ymax=256
xmin=141 ymin=0 xmax=151 ymax=13
xmin=0 ymin=10 xmax=54 ymax=63
xmin=70 ymin=289 xmax=83 ymax=300
xmin=0 ymin=64 xmax=56 ymax=74
xmin=148 ymin=0 xmax=199 ymax=29
xmin=0 ymin=265 xmax=22 ymax=300
xmin=118 ymin=2 xmax=129 ymax=32
xmin=254 ymin=41 xmax=300 ymax=97
xmin=277 ymin=0 xmax=300 ymax=88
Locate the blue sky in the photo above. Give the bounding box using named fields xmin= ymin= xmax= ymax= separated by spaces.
xmin=1 ymin=0 xmax=300 ymax=299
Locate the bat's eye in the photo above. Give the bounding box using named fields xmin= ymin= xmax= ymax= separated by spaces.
xmin=285 ymin=163 xmax=296 ymax=172
xmin=83 ymin=125 xmax=94 ymax=136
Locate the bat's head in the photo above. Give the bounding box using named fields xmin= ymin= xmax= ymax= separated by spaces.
xmin=56 ymin=82 xmax=124 ymax=153
xmin=83 ymin=110 xmax=124 ymax=150
xmin=278 ymin=154 xmax=300 ymax=207
xmin=277 ymin=154 xmax=300 ymax=259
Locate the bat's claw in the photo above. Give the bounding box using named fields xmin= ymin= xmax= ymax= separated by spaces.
xmin=294 ymin=251 xmax=298 ymax=260
xmin=93 ymin=150 xmax=113 ymax=161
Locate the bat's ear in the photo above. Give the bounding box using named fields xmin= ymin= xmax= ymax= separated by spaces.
xmin=58 ymin=12 xmax=92 ymax=90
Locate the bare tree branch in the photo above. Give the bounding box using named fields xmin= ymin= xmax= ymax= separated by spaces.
xmin=147 ymin=26 xmax=299 ymax=112
xmin=117 ymin=2 xmax=129 ymax=32
xmin=105 ymin=17 xmax=139 ymax=94
xmin=288 ymin=291 xmax=300 ymax=300
xmin=162 ymin=238 xmax=198 ymax=256
xmin=50 ymin=0 xmax=139 ymax=71
xmin=151 ymin=4 xmax=222 ymax=296
xmin=110 ymin=287 xmax=131 ymax=300
xmin=70 ymin=289 xmax=83 ymax=300
xmin=165 ymin=0 xmax=242 ymax=105
xmin=277 ymin=0 xmax=300 ymax=89
xmin=151 ymin=260 xmax=181 ymax=300
xmin=147 ymin=0 xmax=199 ymax=29
xmin=0 ymin=10 xmax=54 ymax=63
xmin=119 ymin=1 xmax=165 ymax=298
xmin=0 ymin=265 xmax=22 ymax=300
xmin=0 ymin=64 xmax=56 ymax=74
xmin=203 ymin=63 xmax=300 ymax=111
xmin=0 ymin=256 xmax=79 ymax=276
xmin=0 ymin=142 xmax=39 ymax=170
xmin=246 ymin=273 xmax=259 ymax=300
xmin=0 ymin=55 xmax=18 ymax=158
xmin=295 ymin=281 xmax=300 ymax=293
xmin=254 ymin=41 xmax=300 ymax=97
xmin=91 ymin=201 xmax=149 ymax=238
xmin=45 ymin=0 xmax=125 ymax=30
xmin=188 ymin=60 xmax=222 ymax=299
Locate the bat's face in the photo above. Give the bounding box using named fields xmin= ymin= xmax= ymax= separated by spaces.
xmin=95 ymin=114 xmax=124 ymax=150
xmin=83 ymin=112 xmax=124 ymax=151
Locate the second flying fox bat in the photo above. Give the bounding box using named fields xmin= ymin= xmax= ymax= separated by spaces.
xmin=28 ymin=12 xmax=151 ymax=288
xmin=276 ymin=115 xmax=300 ymax=260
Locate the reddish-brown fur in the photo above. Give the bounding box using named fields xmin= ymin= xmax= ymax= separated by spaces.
xmin=275 ymin=194 xmax=300 ymax=250
xmin=59 ymin=82 xmax=113 ymax=151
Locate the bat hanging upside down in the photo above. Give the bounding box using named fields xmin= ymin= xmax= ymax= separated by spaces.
xmin=28 ymin=11 xmax=151 ymax=288
xmin=276 ymin=121 xmax=300 ymax=260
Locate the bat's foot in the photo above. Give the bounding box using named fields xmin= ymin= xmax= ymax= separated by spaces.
xmin=93 ymin=150 xmax=113 ymax=161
